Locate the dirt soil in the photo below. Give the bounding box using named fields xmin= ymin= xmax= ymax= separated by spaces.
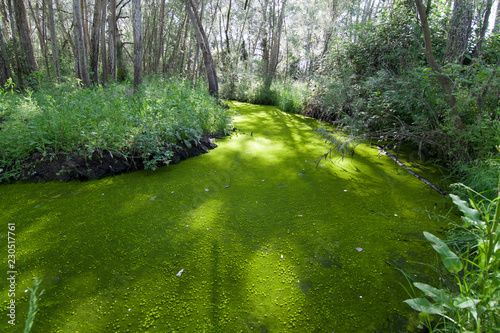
xmin=21 ymin=136 xmax=218 ymax=182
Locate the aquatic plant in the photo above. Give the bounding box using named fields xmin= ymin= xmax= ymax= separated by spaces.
xmin=404 ymin=175 xmax=500 ymax=332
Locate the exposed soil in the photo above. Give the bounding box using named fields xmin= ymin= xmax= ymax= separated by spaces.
xmin=20 ymin=136 xmax=219 ymax=182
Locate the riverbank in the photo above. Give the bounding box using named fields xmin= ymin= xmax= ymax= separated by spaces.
xmin=0 ymin=79 xmax=231 ymax=183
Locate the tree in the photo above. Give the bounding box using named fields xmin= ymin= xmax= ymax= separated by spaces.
xmin=91 ymin=0 xmax=104 ymax=84
xmin=445 ymin=0 xmax=473 ymax=63
xmin=13 ymin=0 xmax=38 ymax=85
xmin=48 ymin=0 xmax=61 ymax=81
xmin=0 ymin=24 xmax=12 ymax=86
xmin=184 ymin=0 xmax=219 ymax=98
xmin=109 ymin=0 xmax=117 ymax=79
xmin=73 ymin=0 xmax=91 ymax=87
xmin=100 ymin=0 xmax=108 ymax=85
xmin=264 ymin=0 xmax=287 ymax=90
xmin=133 ymin=0 xmax=143 ymax=92
xmin=414 ymin=0 xmax=462 ymax=131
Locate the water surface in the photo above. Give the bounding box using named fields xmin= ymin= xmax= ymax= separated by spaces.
xmin=0 ymin=101 xmax=451 ymax=332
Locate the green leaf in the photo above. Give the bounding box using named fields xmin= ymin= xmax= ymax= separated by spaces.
xmin=424 ymin=232 xmax=463 ymax=273
xmin=450 ymin=194 xmax=481 ymax=225
xmin=453 ymin=295 xmax=480 ymax=309
xmin=404 ymin=297 xmax=445 ymax=314
xmin=413 ymin=282 xmax=452 ymax=305
xmin=453 ymin=296 xmax=479 ymax=323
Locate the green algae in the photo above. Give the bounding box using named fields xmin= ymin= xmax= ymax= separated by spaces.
xmin=0 ymin=101 xmax=455 ymax=332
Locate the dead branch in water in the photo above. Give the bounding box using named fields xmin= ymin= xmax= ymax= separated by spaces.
xmin=371 ymin=143 xmax=447 ymax=196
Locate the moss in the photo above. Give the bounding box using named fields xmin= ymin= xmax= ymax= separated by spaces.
xmin=0 ymin=101 xmax=454 ymax=332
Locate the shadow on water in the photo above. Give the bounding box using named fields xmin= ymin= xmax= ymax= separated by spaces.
xmin=0 ymin=101 xmax=456 ymax=332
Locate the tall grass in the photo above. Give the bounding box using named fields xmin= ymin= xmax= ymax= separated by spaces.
xmin=0 ymin=78 xmax=231 ymax=182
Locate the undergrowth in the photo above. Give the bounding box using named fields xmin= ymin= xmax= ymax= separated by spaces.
xmin=0 ymin=78 xmax=231 ymax=182
xmin=403 ymin=175 xmax=500 ymax=332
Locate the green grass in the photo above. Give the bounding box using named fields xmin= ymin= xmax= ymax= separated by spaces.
xmin=0 ymin=102 xmax=454 ymax=332
xmin=0 ymin=78 xmax=231 ymax=182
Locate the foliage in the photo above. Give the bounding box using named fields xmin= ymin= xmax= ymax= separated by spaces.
xmin=404 ymin=177 xmax=500 ymax=332
xmin=220 ymin=73 xmax=307 ymax=114
xmin=0 ymin=78 xmax=231 ymax=182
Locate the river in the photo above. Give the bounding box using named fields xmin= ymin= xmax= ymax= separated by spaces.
xmin=0 ymin=101 xmax=452 ymax=332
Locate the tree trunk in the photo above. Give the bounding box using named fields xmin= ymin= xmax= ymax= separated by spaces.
xmin=415 ymin=0 xmax=462 ymax=131
xmin=108 ymin=0 xmax=116 ymax=79
xmin=73 ymin=0 xmax=91 ymax=87
xmin=101 ymin=0 xmax=108 ymax=85
xmin=184 ymin=0 xmax=219 ymax=98
xmin=13 ymin=0 xmax=38 ymax=83
xmin=47 ymin=0 xmax=61 ymax=81
xmin=0 ymin=25 xmax=12 ymax=86
xmin=493 ymin=1 xmax=500 ymax=33
xmin=5 ymin=0 xmax=23 ymax=87
xmin=154 ymin=0 xmax=165 ymax=73
xmin=132 ymin=0 xmax=143 ymax=92
xmin=81 ymin=0 xmax=91 ymax=56
xmin=445 ymin=0 xmax=473 ymax=63
xmin=265 ymin=0 xmax=286 ymax=90
xmin=28 ymin=1 xmax=50 ymax=77
xmin=90 ymin=0 xmax=103 ymax=85
xmin=473 ymin=0 xmax=493 ymax=58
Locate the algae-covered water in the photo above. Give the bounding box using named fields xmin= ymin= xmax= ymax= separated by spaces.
xmin=1 ymin=101 xmax=453 ymax=332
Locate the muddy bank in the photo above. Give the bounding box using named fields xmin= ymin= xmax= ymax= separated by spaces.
xmin=20 ymin=136 xmax=219 ymax=182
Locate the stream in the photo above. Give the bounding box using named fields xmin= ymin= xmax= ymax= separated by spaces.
xmin=0 ymin=101 xmax=453 ymax=332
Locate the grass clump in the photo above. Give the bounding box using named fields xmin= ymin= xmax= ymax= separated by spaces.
xmin=0 ymin=78 xmax=231 ymax=182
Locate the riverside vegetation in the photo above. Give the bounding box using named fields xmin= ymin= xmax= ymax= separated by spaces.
xmin=0 ymin=78 xmax=231 ymax=183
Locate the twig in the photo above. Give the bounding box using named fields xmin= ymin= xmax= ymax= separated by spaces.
xmin=371 ymin=143 xmax=447 ymax=196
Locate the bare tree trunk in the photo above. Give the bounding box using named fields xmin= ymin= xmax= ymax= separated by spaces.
xmin=47 ymin=0 xmax=60 ymax=81
xmin=73 ymin=0 xmax=90 ymax=87
xmin=0 ymin=25 xmax=12 ymax=86
xmin=13 ymin=0 xmax=38 ymax=83
xmin=101 ymin=0 xmax=108 ymax=85
xmin=90 ymin=0 xmax=103 ymax=85
xmin=473 ymin=0 xmax=493 ymax=58
xmin=132 ymin=0 xmax=143 ymax=92
xmin=445 ymin=0 xmax=473 ymax=63
xmin=6 ymin=0 xmax=23 ymax=87
xmin=265 ymin=0 xmax=286 ymax=90
xmin=154 ymin=0 xmax=165 ymax=73
xmin=184 ymin=0 xmax=218 ymax=98
xmin=28 ymin=1 xmax=50 ymax=77
xmin=224 ymin=0 xmax=231 ymax=54
xmin=493 ymin=0 xmax=500 ymax=33
xmin=81 ymin=0 xmax=91 ymax=56
xmin=415 ymin=0 xmax=462 ymax=131
xmin=108 ymin=0 xmax=116 ymax=79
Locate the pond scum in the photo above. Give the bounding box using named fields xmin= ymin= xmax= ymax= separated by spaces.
xmin=0 ymin=102 xmax=455 ymax=332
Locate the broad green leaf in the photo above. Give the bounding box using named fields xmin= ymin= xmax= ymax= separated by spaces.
xmin=413 ymin=282 xmax=452 ymax=305
xmin=453 ymin=295 xmax=480 ymax=309
xmin=450 ymin=194 xmax=481 ymax=224
xmin=424 ymin=232 xmax=463 ymax=273
xmin=404 ymin=297 xmax=445 ymax=314
xmin=453 ymin=296 xmax=479 ymax=322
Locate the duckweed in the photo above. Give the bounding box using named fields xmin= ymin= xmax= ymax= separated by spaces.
xmin=0 ymin=102 xmax=454 ymax=332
